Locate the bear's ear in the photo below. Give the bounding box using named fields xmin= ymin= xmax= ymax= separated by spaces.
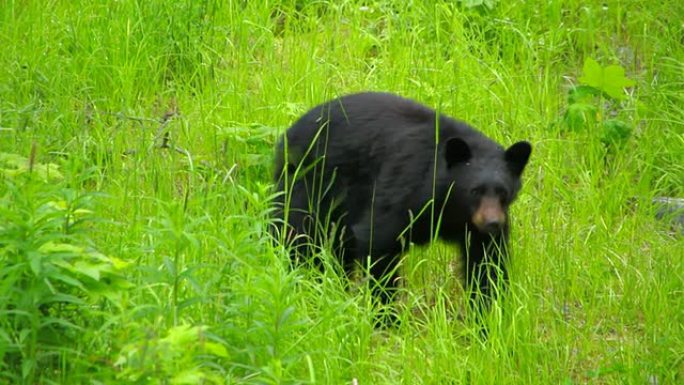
xmin=505 ymin=141 xmax=532 ymax=176
xmin=445 ymin=137 xmax=472 ymax=168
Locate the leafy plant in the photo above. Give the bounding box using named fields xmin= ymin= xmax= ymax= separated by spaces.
xmin=115 ymin=324 xmax=228 ymax=384
xmin=563 ymin=58 xmax=636 ymax=148
xmin=0 ymin=152 xmax=63 ymax=181
xmin=0 ymin=154 xmax=130 ymax=382
xmin=578 ymin=58 xmax=636 ymax=100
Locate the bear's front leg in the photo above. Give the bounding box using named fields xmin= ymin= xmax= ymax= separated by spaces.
xmin=462 ymin=230 xmax=510 ymax=313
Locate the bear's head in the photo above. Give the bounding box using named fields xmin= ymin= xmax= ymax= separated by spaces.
xmin=444 ymin=137 xmax=532 ymax=234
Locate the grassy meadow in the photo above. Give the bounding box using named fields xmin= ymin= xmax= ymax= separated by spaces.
xmin=1 ymin=0 xmax=683 ymax=383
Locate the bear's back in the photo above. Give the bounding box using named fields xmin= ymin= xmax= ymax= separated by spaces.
xmin=278 ymin=92 xmax=504 ymax=180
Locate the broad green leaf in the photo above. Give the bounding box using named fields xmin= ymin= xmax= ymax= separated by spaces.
xmin=0 ymin=153 xmax=63 ymax=181
xmin=113 ymin=354 xmax=128 ymax=367
xmin=0 ymin=153 xmax=27 ymax=168
xmin=171 ymin=370 xmax=204 ymax=384
xmin=1 ymin=169 xmax=21 ymax=178
xmin=579 ymin=57 xmax=603 ymax=88
xmin=33 ymin=163 xmax=64 ymax=181
xmin=161 ymin=324 xmax=204 ymax=347
xmin=109 ymin=256 xmax=131 ymax=270
xmin=205 ymin=342 xmax=229 ymax=358
xmin=579 ymin=58 xmax=635 ymax=100
xmin=602 ymin=64 xmax=636 ymax=99
xmin=72 ymin=260 xmax=106 ymax=280
xmin=45 ymin=201 xmax=68 ymax=211
xmin=39 ymin=241 xmax=83 ymax=254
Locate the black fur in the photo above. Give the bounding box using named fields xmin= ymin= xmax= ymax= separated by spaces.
xmin=272 ymin=92 xmax=531 ymax=312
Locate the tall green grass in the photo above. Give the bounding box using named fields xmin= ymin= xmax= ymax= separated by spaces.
xmin=0 ymin=0 xmax=682 ymax=383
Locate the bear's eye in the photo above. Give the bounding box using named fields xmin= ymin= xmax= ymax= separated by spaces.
xmin=495 ymin=186 xmax=508 ymax=202
xmin=470 ymin=187 xmax=485 ymax=196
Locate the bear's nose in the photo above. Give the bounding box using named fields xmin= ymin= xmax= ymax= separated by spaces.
xmin=482 ymin=219 xmax=503 ymax=233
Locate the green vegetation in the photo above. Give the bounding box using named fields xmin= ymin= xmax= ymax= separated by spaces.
xmin=1 ymin=1 xmax=682 ymax=383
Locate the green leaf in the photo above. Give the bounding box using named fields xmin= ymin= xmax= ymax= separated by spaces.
xmin=22 ymin=358 xmax=35 ymax=380
xmin=50 ymin=272 xmax=87 ymax=291
xmin=18 ymin=328 xmax=31 ymax=344
xmin=0 ymin=329 xmax=11 ymax=344
xmin=483 ymin=0 xmax=499 ymax=9
xmin=204 ymin=342 xmax=229 ymax=358
xmin=277 ymin=306 xmax=296 ymax=329
xmin=72 ymin=260 xmax=106 ymax=281
xmin=578 ymin=57 xmax=602 ymax=88
xmin=568 ymin=85 xmax=600 ymax=104
xmin=463 ymin=0 xmax=485 ymax=7
xmin=40 ymin=316 xmax=82 ymax=330
xmin=28 ymin=252 xmax=43 ymax=276
xmin=601 ymin=119 xmax=632 ymax=146
xmin=563 ymin=102 xmax=598 ymax=131
xmin=44 ymin=292 xmax=86 ymax=305
xmin=109 ymin=256 xmax=131 ymax=270
xmin=38 ymin=242 xmax=83 ymax=255
xmin=160 ymin=324 xmax=204 ymax=348
xmin=171 ymin=370 xmax=204 ymax=384
xmin=0 ymin=153 xmax=63 ymax=181
xmin=0 ymin=153 xmax=27 ymax=168
xmin=578 ymin=58 xmax=635 ymax=100
xmin=33 ymin=163 xmax=64 ymax=182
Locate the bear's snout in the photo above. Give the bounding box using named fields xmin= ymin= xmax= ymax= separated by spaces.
xmin=472 ymin=197 xmax=506 ymax=234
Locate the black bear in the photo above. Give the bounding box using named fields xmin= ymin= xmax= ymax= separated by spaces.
xmin=272 ymin=92 xmax=531 ymax=313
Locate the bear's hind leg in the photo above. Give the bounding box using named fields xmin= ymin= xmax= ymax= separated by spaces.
xmin=353 ymin=218 xmax=405 ymax=306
